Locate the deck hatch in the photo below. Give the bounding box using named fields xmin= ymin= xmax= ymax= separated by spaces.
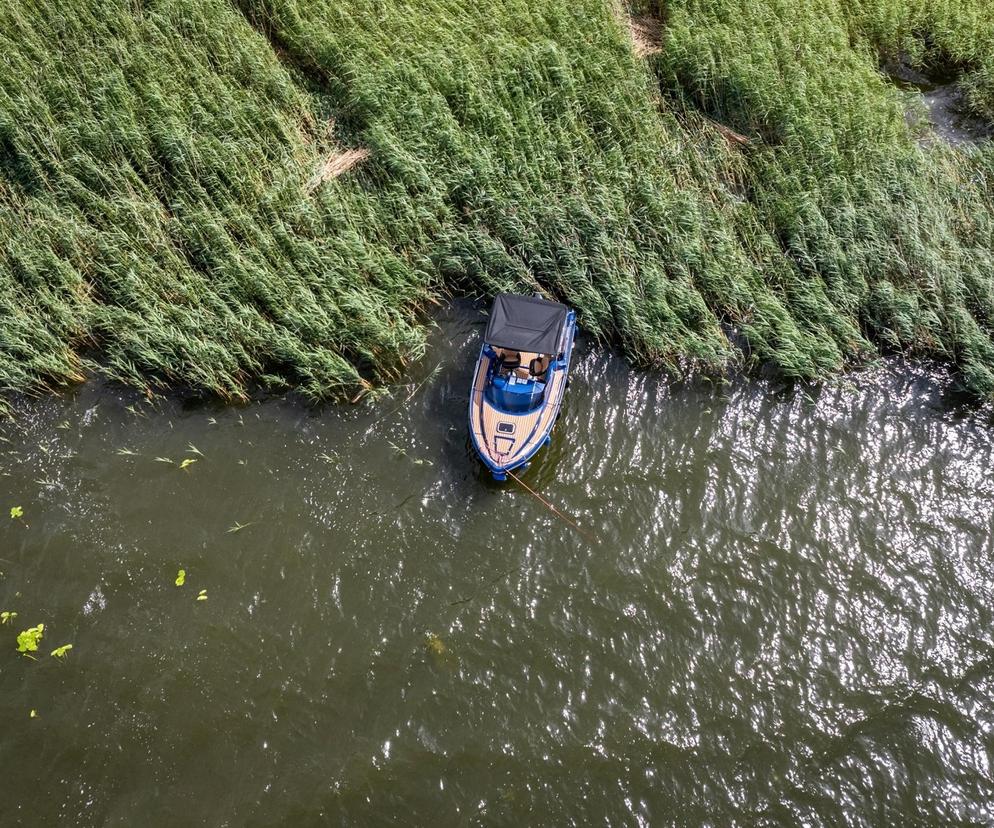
xmin=493 ymin=435 xmax=515 ymax=456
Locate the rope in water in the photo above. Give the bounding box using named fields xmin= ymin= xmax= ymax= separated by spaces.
xmin=505 ymin=468 xmax=597 ymax=544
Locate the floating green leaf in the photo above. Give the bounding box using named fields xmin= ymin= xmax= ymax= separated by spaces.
xmin=178 ymin=458 xmax=197 ymax=470
xmin=16 ymin=623 xmax=44 ymax=654
xmin=50 ymin=644 xmax=73 ymax=658
xmin=9 ymin=506 xmax=23 ymax=519
xmin=29 ymin=709 xmax=37 ymax=719
xmin=197 ymin=589 xmax=208 ymax=601
xmin=175 ymin=569 xmax=186 ymax=587
xmin=1 ymin=611 xmax=17 ymax=625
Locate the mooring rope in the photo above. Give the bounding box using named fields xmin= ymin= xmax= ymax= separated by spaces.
xmin=505 ymin=468 xmax=597 ymax=544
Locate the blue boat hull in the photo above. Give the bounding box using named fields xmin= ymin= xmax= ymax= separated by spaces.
xmin=468 ymin=309 xmax=576 ymax=481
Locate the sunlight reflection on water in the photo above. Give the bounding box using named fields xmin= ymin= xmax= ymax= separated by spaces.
xmin=0 ymin=301 xmax=992 ymax=825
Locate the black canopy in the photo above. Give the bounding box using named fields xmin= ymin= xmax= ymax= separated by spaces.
xmin=484 ymin=293 xmax=568 ymax=354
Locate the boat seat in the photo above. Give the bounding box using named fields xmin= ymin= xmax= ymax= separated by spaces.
xmin=494 ymin=349 xmax=550 ymax=380
xmin=529 ymin=355 xmax=550 ymax=380
xmin=494 ymin=349 xmax=522 ymax=375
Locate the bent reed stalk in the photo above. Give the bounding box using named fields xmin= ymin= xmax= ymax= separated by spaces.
xmin=1 ymin=0 xmax=993 ymax=407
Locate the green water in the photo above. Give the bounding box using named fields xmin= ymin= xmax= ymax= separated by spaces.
xmin=1 ymin=303 xmax=993 ymax=825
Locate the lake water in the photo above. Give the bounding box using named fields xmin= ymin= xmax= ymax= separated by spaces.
xmin=885 ymin=61 xmax=994 ymax=146
xmin=1 ymin=302 xmax=992 ymax=825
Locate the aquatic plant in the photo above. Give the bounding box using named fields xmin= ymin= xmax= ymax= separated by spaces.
xmin=425 ymin=633 xmax=447 ymax=657
xmin=175 ymin=569 xmax=186 ymax=587
xmin=50 ymin=644 xmax=73 ymax=658
xmin=0 ymin=0 xmax=992 ymax=400
xmin=9 ymin=507 xmax=23 ymax=520
xmin=16 ymin=623 xmax=44 ymax=654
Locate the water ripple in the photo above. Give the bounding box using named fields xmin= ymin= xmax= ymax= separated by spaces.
xmin=0 ymin=303 xmax=992 ymax=825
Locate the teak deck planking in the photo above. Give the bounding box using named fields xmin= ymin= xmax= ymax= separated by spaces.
xmin=470 ymin=352 xmax=566 ymax=468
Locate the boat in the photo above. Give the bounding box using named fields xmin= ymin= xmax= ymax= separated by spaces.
xmin=468 ymin=293 xmax=577 ymax=481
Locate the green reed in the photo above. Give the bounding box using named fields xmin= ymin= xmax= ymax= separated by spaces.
xmin=1 ymin=0 xmax=993 ymax=405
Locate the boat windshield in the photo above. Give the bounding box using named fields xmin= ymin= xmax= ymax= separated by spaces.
xmin=485 ymin=373 xmax=545 ymax=413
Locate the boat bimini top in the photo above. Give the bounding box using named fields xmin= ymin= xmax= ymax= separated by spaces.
xmin=483 ymin=294 xmax=569 ymax=355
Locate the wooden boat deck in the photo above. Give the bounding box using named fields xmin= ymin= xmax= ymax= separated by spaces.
xmin=469 ymin=351 xmax=566 ymax=471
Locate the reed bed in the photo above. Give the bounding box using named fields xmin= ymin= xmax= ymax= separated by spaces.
xmin=1 ymin=0 xmax=993 ymax=404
